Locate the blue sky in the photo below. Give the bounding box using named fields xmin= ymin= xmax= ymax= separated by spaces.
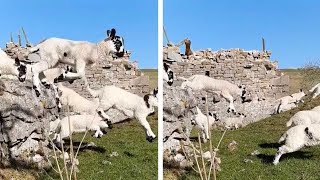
xmin=164 ymin=1 xmax=320 ymax=69
xmin=0 ymin=1 xmax=157 ymax=68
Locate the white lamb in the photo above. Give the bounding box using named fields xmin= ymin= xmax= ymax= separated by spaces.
xmin=274 ymin=90 xmax=306 ymax=114
xmin=180 ymin=74 xmax=247 ymax=113
xmin=309 ymin=83 xmax=320 ymax=99
xmin=221 ymin=113 xmax=246 ymax=130
xmin=54 ymin=114 xmax=109 ymax=144
xmin=24 ymin=34 xmax=124 ymax=97
xmin=311 ymin=106 xmax=320 ymax=112
xmin=56 ymin=83 xmax=113 ymax=127
xmin=86 ymin=85 xmax=158 ymax=142
xmin=0 ymin=49 xmax=27 ymax=81
xmin=286 ymin=110 xmax=320 ymax=127
xmin=191 ymin=106 xmax=218 ymax=142
xmin=273 ymin=124 xmax=320 ymax=165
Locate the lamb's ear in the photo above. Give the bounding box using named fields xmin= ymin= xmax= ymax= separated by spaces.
xmin=153 ymin=88 xmax=158 ymax=96
xmin=110 ymin=28 xmax=116 ymax=38
xmin=300 ymin=89 xmax=303 ymax=92
xmin=208 ymin=112 xmax=213 ymax=116
xmin=15 ymin=58 xmax=20 ymax=66
xmin=107 ymin=30 xmax=111 ymax=37
xmin=143 ymin=94 xmax=150 ymax=108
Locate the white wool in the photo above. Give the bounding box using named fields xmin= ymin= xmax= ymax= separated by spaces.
xmin=273 ymin=124 xmax=320 ymax=165
xmin=54 ymin=114 xmax=109 ymax=143
xmin=309 ymin=83 xmax=320 ymax=99
xmin=222 ymin=115 xmax=246 ymax=130
xmin=180 ymin=74 xmax=246 ymax=113
xmin=286 ymin=110 xmax=320 ymax=127
xmin=192 ymin=106 xmax=217 ymax=142
xmin=86 ymin=84 xmax=158 ymax=142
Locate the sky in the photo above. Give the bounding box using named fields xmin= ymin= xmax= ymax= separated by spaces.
xmin=164 ymin=1 xmax=320 ymax=69
xmin=0 ymin=1 xmax=157 ymax=69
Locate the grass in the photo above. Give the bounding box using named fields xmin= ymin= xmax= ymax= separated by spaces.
xmin=165 ymin=69 xmax=320 ymax=179
xmin=174 ymin=97 xmax=320 ymax=180
xmin=41 ymin=114 xmax=158 ymax=180
xmin=142 ymin=69 xmax=158 ymax=90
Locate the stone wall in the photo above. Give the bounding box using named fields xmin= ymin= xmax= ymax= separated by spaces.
xmin=164 ymin=47 xmax=289 ymax=100
xmin=0 ymin=79 xmax=58 ymax=168
xmin=3 ymin=42 xmax=152 ymax=123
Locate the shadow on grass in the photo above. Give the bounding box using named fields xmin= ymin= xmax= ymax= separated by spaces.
xmin=50 ymin=140 xmax=106 ymax=153
xmin=256 ymin=151 xmax=313 ymax=164
xmin=259 ymin=142 xmax=281 ymax=149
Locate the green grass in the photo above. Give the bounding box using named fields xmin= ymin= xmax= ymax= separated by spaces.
xmin=39 ymin=69 xmax=159 ymax=180
xmin=142 ymin=69 xmax=158 ymax=90
xmin=41 ymin=114 xmax=158 ymax=180
xmin=170 ymin=99 xmax=320 ymax=179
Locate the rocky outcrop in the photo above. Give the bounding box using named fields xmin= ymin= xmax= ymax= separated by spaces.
xmin=0 ymin=79 xmax=58 ymax=168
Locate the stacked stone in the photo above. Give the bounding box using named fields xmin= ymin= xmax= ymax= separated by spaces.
xmin=165 ymin=48 xmax=289 ymax=100
xmin=3 ymin=42 xmax=29 ymax=60
xmin=0 ymin=79 xmax=58 ymax=168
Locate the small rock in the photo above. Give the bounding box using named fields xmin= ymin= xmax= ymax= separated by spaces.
xmin=228 ymin=140 xmax=238 ymax=152
xmin=174 ymin=153 xmax=185 ymax=162
xmin=32 ymin=154 xmax=44 ymax=163
xmin=109 ymin=151 xmax=119 ymax=157
xmin=251 ymin=150 xmax=260 ymax=156
xmin=243 ymin=159 xmax=253 ymax=163
xmin=102 ymin=160 xmax=112 ymax=165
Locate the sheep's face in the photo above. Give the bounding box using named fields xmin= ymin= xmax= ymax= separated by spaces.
xmin=163 ymin=63 xmax=174 ymax=86
xmin=104 ymin=28 xmax=125 ymax=57
xmin=239 ymin=85 xmax=248 ymax=103
xmin=148 ymin=95 xmax=158 ymax=108
xmin=15 ymin=59 xmax=27 ymax=82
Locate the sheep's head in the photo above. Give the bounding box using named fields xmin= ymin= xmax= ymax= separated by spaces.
xmin=163 ymin=63 xmax=174 ymax=86
xmin=104 ymin=28 xmax=125 ymax=58
xmin=143 ymin=88 xmax=158 ymax=109
xmin=15 ymin=58 xmax=27 ymax=82
xmin=238 ymin=85 xmax=249 ymax=103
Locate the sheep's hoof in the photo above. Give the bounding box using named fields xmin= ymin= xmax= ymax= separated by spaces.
xmin=146 ymin=136 xmax=156 ymax=143
xmin=35 ymin=90 xmax=40 ymax=97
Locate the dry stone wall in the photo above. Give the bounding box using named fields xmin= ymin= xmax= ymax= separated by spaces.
xmin=164 ymin=47 xmax=289 ymax=100
xmin=4 ymin=42 xmax=152 ymax=123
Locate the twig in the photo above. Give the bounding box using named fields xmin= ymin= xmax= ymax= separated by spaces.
xmin=198 ymin=133 xmax=207 ymax=180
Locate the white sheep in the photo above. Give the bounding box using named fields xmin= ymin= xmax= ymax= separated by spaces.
xmin=286 ymin=110 xmax=320 ymax=127
xmin=273 ymin=124 xmax=320 ymax=165
xmin=56 ymin=83 xmax=113 ymax=127
xmin=274 ymin=90 xmax=306 ymax=114
xmin=86 ymin=84 xmax=158 ymax=142
xmin=221 ymin=113 xmax=246 ymax=130
xmin=311 ymin=106 xmax=320 ymax=112
xmin=54 ymin=114 xmax=109 ymax=144
xmin=180 ymin=74 xmax=247 ymax=113
xmin=309 ymin=83 xmax=320 ymax=99
xmin=163 ymin=63 xmax=173 ymax=86
xmin=191 ymin=106 xmax=218 ymax=142
xmin=0 ymin=49 xmax=27 ymax=81
xmin=24 ymin=33 xmax=124 ymax=97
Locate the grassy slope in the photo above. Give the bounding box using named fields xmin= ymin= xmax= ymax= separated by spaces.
xmin=168 ymin=70 xmax=320 ymax=179
xmin=39 ymin=69 xmax=158 ymax=179
xmin=142 ymin=69 xmax=158 ymax=90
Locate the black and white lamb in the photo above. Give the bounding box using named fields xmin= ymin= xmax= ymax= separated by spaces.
xmin=273 ymin=124 xmax=320 ymax=165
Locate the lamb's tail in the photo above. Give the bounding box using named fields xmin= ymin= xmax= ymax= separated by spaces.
xmin=278 ymin=132 xmax=287 ymax=143
xmin=286 ymin=118 xmax=293 ymax=127
xmin=309 ymin=84 xmax=319 ymax=93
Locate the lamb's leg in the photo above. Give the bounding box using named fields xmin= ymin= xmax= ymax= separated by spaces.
xmin=201 ymin=130 xmax=207 ymax=143
xmin=30 ymin=59 xmax=54 ymax=97
xmin=312 ymin=88 xmax=320 ymax=99
xmin=136 ymin=114 xmax=156 ymax=143
xmin=97 ymin=108 xmax=113 ymax=129
xmin=221 ymin=90 xmax=236 ymax=114
xmin=204 ymin=122 xmax=210 ymax=141
xmin=273 ymin=145 xmax=301 ymax=165
xmin=55 ymin=60 xmax=85 ymax=83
